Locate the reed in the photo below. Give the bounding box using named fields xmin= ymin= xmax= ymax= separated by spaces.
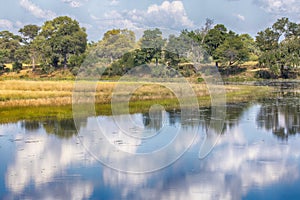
xmin=0 ymin=80 xmax=272 ymax=108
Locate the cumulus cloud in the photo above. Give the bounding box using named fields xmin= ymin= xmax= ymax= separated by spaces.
xmin=143 ymin=1 xmax=194 ymax=28
xmin=94 ymin=0 xmax=195 ymax=34
xmin=19 ymin=0 xmax=56 ymax=19
xmin=254 ymin=0 xmax=300 ymax=14
xmin=0 ymin=19 xmax=14 ymax=29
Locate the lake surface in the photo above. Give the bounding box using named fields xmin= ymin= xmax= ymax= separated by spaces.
xmin=1 ymin=89 xmax=300 ymax=199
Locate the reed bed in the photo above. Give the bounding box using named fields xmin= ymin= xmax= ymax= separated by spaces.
xmin=0 ymin=80 xmax=271 ymax=108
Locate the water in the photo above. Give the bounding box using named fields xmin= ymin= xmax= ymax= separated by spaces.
xmin=1 ymin=91 xmax=300 ymax=199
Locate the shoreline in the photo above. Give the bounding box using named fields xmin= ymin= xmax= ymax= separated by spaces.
xmin=0 ymin=79 xmax=274 ymax=123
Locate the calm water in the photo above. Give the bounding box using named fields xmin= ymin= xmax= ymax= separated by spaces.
xmin=1 ymin=91 xmax=300 ymax=199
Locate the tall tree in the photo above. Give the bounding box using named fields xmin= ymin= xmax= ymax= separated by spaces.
xmin=0 ymin=31 xmax=22 ymax=65
xmin=96 ymin=29 xmax=136 ymax=64
xmin=140 ymin=28 xmax=166 ymax=67
xmin=40 ymin=16 xmax=87 ymax=69
xmin=19 ymin=24 xmax=40 ymax=70
xmin=240 ymin=34 xmax=260 ymax=61
xmin=256 ymin=17 xmax=300 ymax=77
xmin=204 ymin=24 xmax=228 ymax=66
xmin=165 ymin=34 xmax=192 ymax=66
xmin=215 ymin=32 xmax=249 ymax=66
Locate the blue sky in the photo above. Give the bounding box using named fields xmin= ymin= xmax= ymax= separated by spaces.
xmin=0 ymin=0 xmax=299 ymax=41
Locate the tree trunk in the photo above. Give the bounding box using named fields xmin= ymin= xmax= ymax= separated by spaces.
xmin=32 ymin=56 xmax=35 ymax=71
xmin=215 ymin=62 xmax=219 ymax=67
xmin=156 ymin=57 xmax=158 ymax=67
xmin=64 ymin=55 xmax=67 ymax=69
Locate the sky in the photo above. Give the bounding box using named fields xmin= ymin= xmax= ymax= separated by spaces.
xmin=0 ymin=0 xmax=300 ymax=41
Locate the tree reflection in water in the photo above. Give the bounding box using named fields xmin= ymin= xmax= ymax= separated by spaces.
xmin=257 ymin=91 xmax=300 ymax=140
xmin=21 ymin=118 xmax=87 ymax=139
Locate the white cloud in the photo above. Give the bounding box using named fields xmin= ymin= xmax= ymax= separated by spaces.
xmin=235 ymin=14 xmax=245 ymax=21
xmin=254 ymin=0 xmax=300 ymax=14
xmin=0 ymin=19 xmax=13 ymax=29
xmin=95 ymin=0 xmax=194 ymax=35
xmin=19 ymin=0 xmax=56 ymax=19
xmin=110 ymin=0 xmax=119 ymax=6
xmin=62 ymin=0 xmax=82 ymax=8
xmin=145 ymin=1 xmax=194 ymax=28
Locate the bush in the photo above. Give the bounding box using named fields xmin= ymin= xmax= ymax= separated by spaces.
xmin=255 ymin=70 xmax=273 ymax=79
xmin=197 ymin=77 xmax=204 ymax=83
xmin=12 ymin=62 xmax=22 ymax=72
xmin=41 ymin=64 xmax=55 ymax=74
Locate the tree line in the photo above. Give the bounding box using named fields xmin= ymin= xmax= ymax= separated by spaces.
xmin=0 ymin=16 xmax=299 ymax=78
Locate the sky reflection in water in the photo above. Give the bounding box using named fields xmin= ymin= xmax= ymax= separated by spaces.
xmin=1 ymin=93 xmax=300 ymax=199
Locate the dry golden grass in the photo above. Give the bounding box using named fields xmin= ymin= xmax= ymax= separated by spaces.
xmin=0 ymin=80 xmax=269 ymax=108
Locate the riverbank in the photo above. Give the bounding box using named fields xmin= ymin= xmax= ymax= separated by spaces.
xmin=0 ymin=80 xmax=274 ymax=123
xmin=0 ymin=80 xmax=272 ymax=107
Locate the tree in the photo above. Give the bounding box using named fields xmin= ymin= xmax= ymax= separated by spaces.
xmin=19 ymin=24 xmax=40 ymax=43
xmin=240 ymin=34 xmax=260 ymax=61
xmin=204 ymin=24 xmax=228 ymax=66
xmin=165 ymin=33 xmax=192 ymax=66
xmin=215 ymin=32 xmax=249 ymax=66
xmin=40 ymin=16 xmax=87 ymax=69
xmin=256 ymin=28 xmax=280 ymax=52
xmin=181 ymin=18 xmax=214 ymax=45
xmin=96 ymin=29 xmax=136 ymax=64
xmin=0 ymin=31 xmax=22 ymax=68
xmin=19 ymin=24 xmax=41 ymax=70
xmin=140 ymin=28 xmax=166 ymax=66
xmin=256 ymin=17 xmax=300 ymax=78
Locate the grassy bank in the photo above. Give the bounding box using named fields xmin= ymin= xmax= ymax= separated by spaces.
xmin=0 ymin=80 xmax=273 ymax=123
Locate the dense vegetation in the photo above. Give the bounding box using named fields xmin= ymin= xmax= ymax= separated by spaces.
xmin=0 ymin=16 xmax=300 ymax=79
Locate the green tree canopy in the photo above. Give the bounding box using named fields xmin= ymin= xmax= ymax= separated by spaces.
xmin=140 ymin=28 xmax=166 ymax=66
xmin=0 ymin=31 xmax=22 ymax=65
xmin=40 ymin=16 xmax=87 ymax=68
xmin=256 ymin=17 xmax=300 ymax=77
xmin=203 ymin=24 xmax=228 ymax=66
xmin=215 ymin=32 xmax=249 ymax=66
xmin=96 ymin=29 xmax=136 ymax=64
xmin=19 ymin=24 xmax=41 ymax=70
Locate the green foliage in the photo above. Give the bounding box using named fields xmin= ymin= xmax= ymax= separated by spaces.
xmin=40 ymin=16 xmax=87 ymax=69
xmin=197 ymin=77 xmax=204 ymax=83
xmin=140 ymin=28 xmax=166 ymax=66
xmin=215 ymin=33 xmax=249 ymax=66
xmin=204 ymin=24 xmax=228 ymax=60
xmin=0 ymin=31 xmax=22 ymax=64
xmin=256 ymin=17 xmax=300 ymax=78
xmin=96 ymin=29 xmax=136 ymax=64
xmin=240 ymin=34 xmax=260 ymax=61
xmin=255 ymin=70 xmax=273 ymax=79
xmin=0 ymin=15 xmax=300 ymax=80
xmin=165 ymin=33 xmax=192 ymax=66
xmin=19 ymin=24 xmax=40 ymax=43
xmin=19 ymin=24 xmax=41 ymax=70
xmin=12 ymin=62 xmax=22 ymax=72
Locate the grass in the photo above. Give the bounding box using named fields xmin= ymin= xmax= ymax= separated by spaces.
xmin=0 ymin=79 xmax=274 ymax=123
xmin=0 ymin=80 xmax=267 ymax=107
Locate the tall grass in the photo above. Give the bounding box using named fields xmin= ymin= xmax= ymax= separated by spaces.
xmin=0 ymin=80 xmax=272 ymax=108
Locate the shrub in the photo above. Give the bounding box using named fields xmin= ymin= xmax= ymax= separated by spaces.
xmin=255 ymin=70 xmax=272 ymax=79
xmin=12 ymin=62 xmax=22 ymax=72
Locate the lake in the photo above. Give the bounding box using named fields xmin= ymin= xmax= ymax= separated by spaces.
xmin=0 ymin=88 xmax=300 ymax=199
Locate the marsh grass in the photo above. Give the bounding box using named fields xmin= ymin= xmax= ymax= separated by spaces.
xmin=0 ymin=80 xmax=274 ymax=123
xmin=0 ymin=80 xmax=272 ymax=107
